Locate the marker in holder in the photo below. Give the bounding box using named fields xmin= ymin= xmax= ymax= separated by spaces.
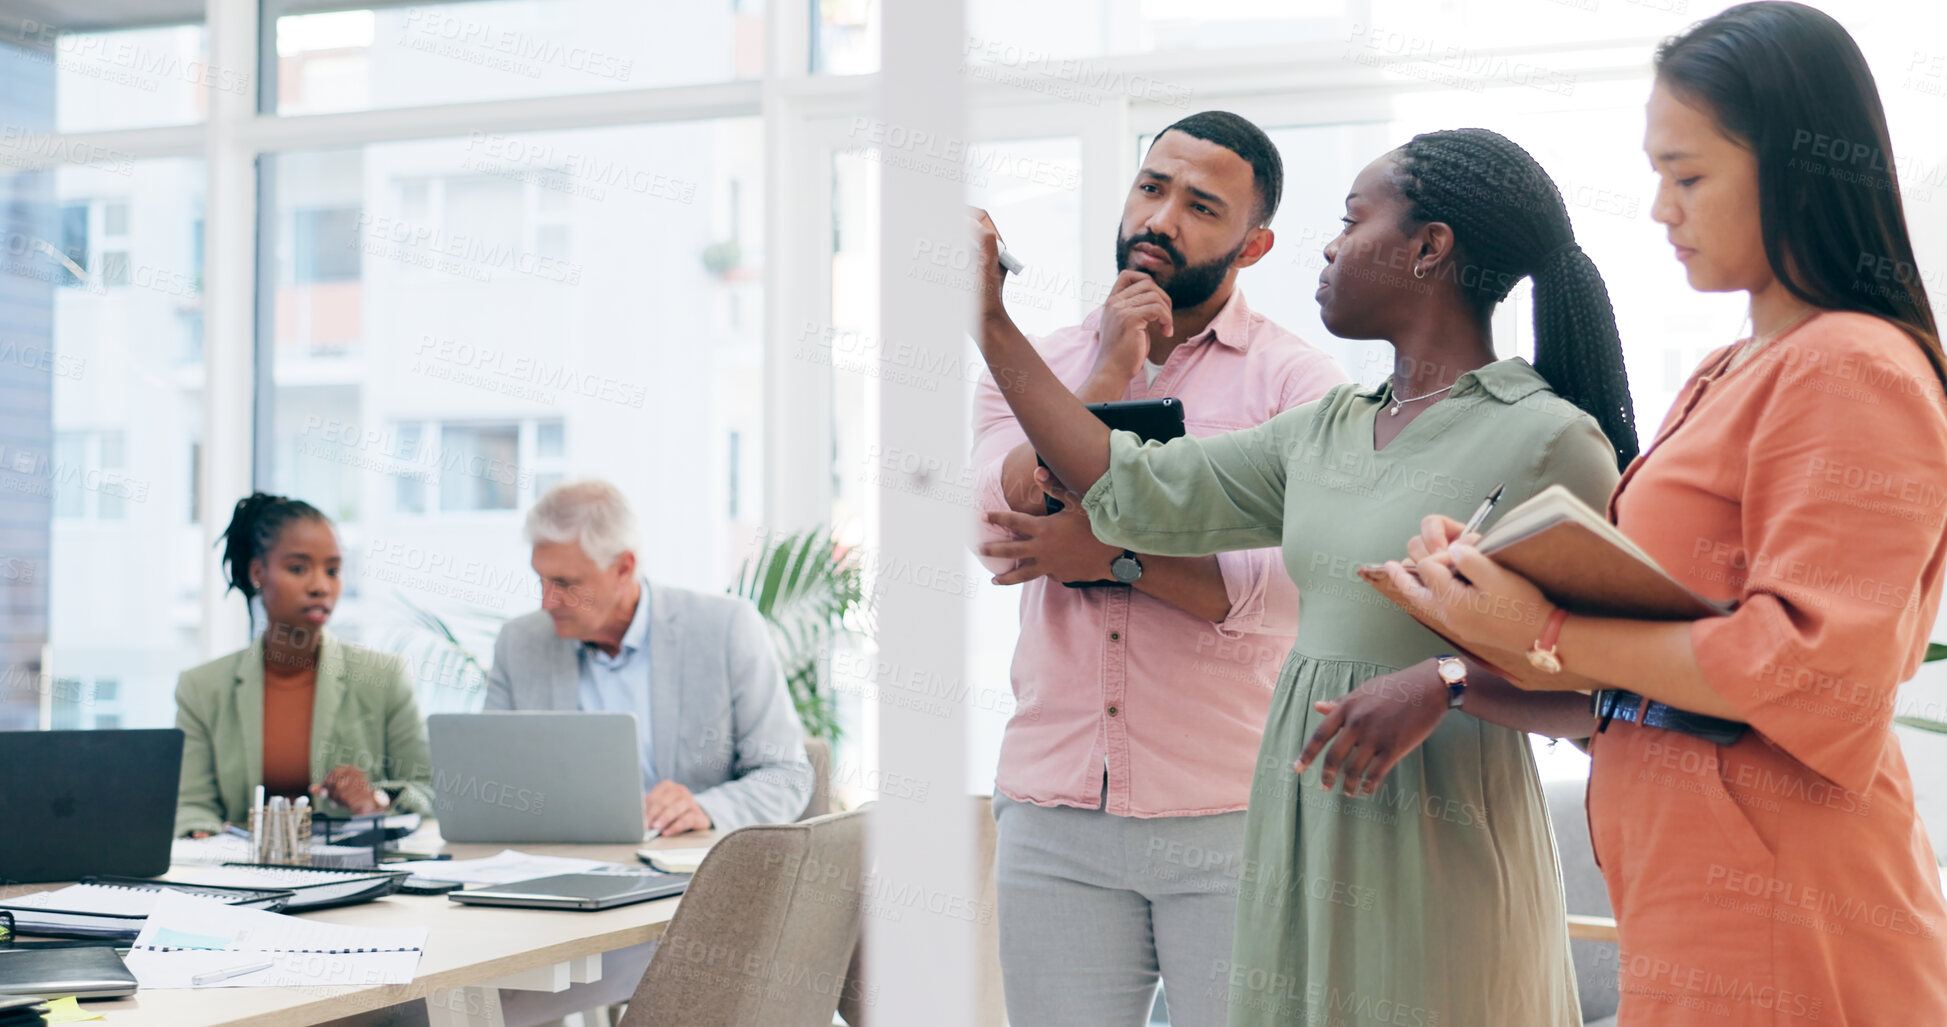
xmin=247 ymin=801 xmax=313 ymax=866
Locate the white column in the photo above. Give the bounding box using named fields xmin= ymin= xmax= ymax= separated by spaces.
xmin=198 ymin=0 xmax=261 ymax=658
xmin=761 ymin=0 xmax=834 ymax=534
xmin=871 ymin=0 xmax=975 ymax=1023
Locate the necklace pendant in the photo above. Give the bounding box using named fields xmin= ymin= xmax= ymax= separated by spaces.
xmin=1388 ymin=402 xmax=1401 ymax=416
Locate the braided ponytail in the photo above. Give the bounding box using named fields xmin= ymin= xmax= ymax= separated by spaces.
xmin=217 ymin=492 xmax=327 ymax=621
xmin=1393 ymin=128 xmax=1640 ymax=468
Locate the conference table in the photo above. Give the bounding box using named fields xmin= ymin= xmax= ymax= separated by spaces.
xmin=3 ymin=829 xmax=717 ymax=1027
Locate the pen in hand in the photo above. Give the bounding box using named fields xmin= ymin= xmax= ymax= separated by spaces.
xmin=1401 ymin=482 xmax=1504 ymax=572
xmin=1461 ymin=482 xmax=1506 ymax=537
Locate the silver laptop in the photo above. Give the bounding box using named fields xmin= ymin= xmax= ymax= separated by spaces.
xmin=448 ymin=869 xmax=689 ymax=910
xmin=0 ymin=947 xmax=138 ymax=999
xmin=427 ymin=712 xmax=646 ymax=844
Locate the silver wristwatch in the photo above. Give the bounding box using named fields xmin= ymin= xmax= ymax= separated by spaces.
xmin=1109 ymin=550 xmax=1144 ymax=585
xmin=1435 ymin=655 xmax=1468 ymax=709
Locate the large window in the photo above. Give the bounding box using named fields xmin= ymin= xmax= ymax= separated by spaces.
xmin=3 ymin=1 xmax=776 ymax=728
xmin=267 ymin=121 xmax=764 ymax=713
xmin=0 ymin=156 xmax=207 ymax=731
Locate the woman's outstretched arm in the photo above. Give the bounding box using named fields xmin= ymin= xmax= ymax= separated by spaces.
xmin=968 ymin=208 xmax=1153 ymax=496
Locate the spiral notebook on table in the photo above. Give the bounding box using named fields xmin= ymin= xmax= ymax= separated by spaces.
xmin=122 ymin=891 xmax=426 ymax=989
xmin=0 ymin=878 xmax=293 ymax=941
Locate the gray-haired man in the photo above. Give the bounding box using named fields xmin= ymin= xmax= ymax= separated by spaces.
xmin=484 ymin=479 xmax=812 ymax=833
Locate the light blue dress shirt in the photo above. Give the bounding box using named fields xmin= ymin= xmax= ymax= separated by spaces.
xmin=576 ymin=579 xmax=655 ymax=788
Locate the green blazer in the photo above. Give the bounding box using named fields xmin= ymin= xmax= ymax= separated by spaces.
xmin=173 ymin=629 xmax=434 ymax=837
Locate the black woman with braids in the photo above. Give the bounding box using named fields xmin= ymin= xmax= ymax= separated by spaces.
xmin=172 ymin=492 xmax=432 ymax=837
xmin=969 ymin=128 xmax=1635 ymax=1026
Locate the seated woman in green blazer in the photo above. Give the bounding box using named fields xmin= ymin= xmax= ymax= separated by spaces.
xmin=175 ymin=493 xmax=433 ymax=837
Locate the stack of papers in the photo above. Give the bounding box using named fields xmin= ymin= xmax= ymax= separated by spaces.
xmin=386 ymin=849 xmax=618 ymax=886
xmin=123 ymin=892 xmax=426 ymax=989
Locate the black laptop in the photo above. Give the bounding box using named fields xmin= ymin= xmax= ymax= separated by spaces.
xmin=0 ymin=729 xmax=183 ymax=884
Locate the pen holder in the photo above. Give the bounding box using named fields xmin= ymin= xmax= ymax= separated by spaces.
xmin=247 ymin=806 xmax=313 ymax=866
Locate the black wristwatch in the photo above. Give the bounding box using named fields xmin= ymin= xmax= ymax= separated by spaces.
xmin=1435 ymin=655 xmax=1468 ymax=709
xmin=1109 ymin=550 xmax=1144 ymax=585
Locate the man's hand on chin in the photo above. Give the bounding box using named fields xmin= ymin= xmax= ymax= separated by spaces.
xmin=643 ymin=780 xmax=712 ymax=836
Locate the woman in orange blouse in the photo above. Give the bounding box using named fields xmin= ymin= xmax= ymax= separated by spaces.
xmin=1374 ymin=4 xmax=1947 ymax=1024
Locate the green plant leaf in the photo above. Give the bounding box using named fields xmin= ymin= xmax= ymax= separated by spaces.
xmin=378 ymin=589 xmax=504 ymax=714
xmin=1894 ymin=715 xmax=1947 ymax=735
xmin=730 ymin=526 xmax=870 ymax=743
xmin=1926 ymin=642 xmax=1947 ymax=663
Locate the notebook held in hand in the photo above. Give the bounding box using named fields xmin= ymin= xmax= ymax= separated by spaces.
xmin=1359 ymin=483 xmax=1737 ymax=685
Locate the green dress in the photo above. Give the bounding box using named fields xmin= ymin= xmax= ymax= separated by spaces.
xmin=1079 ymin=359 xmax=1619 ymax=1027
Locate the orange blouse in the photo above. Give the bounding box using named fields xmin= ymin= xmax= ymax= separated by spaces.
xmin=1593 ymin=311 xmax=1947 ymax=1026
xmin=262 ymin=670 xmax=315 ymax=801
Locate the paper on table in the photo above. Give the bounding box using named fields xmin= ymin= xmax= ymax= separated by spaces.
xmin=389 ymin=819 xmax=444 ymax=852
xmin=637 ymin=847 xmax=712 ymax=874
xmin=122 ymin=891 xmax=426 ymax=989
xmin=385 ymin=849 xmax=617 ymax=885
xmin=4 ymin=884 xmax=174 ymax=916
xmin=43 ymin=997 xmax=103 ymax=1023
xmin=364 ymin=813 xmax=423 ymax=832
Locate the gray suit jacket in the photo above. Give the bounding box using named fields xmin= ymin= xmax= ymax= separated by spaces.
xmin=483 ymin=582 xmax=813 ymax=832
